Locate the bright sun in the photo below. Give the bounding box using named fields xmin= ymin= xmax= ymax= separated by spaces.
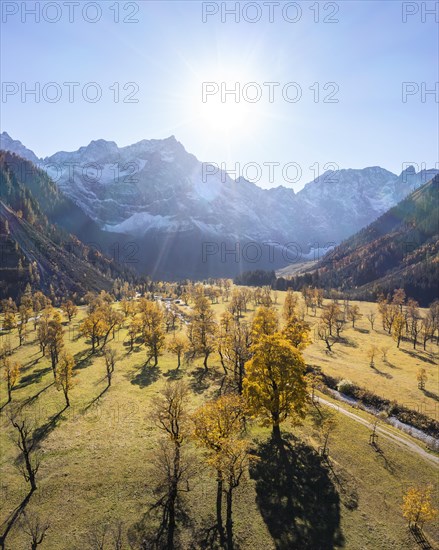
xmin=198 ymin=97 xmax=252 ymax=134
xmin=186 ymin=64 xmax=260 ymax=138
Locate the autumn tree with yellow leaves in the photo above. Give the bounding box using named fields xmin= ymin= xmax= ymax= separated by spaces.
xmin=187 ymin=295 xmax=216 ymax=371
xmin=139 ymin=299 xmax=166 ymax=367
xmin=55 ymin=352 xmax=75 ymax=408
xmin=47 ymin=313 xmax=64 ymax=378
xmin=103 ymin=346 xmax=119 ymax=388
xmin=282 ymin=316 xmax=311 ymax=350
xmin=1 ymin=357 xmax=20 ymax=404
xmin=243 ymin=333 xmax=308 ymax=440
xmin=61 ymin=300 xmax=78 ymax=323
xmin=283 ymin=289 xmax=298 ymax=319
xmin=416 ymin=368 xmax=428 ymax=390
xmin=127 ymin=316 xmax=142 ymax=352
xmin=392 ymin=313 xmax=405 ymax=348
xmin=80 ymin=310 xmax=107 ymax=353
xmin=167 ymin=335 xmax=189 ymax=370
xmin=152 ymin=381 xmax=191 ymax=549
xmin=402 ymin=485 xmax=437 ymax=530
xmin=218 ymin=311 xmax=252 ymax=393
xmin=282 ymin=290 xmax=311 ymax=350
xmin=251 ymin=306 xmax=278 ymax=343
xmin=192 ymin=394 xmax=247 ymax=548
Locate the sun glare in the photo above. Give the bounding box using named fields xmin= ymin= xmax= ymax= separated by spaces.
xmin=185 ymin=63 xmax=262 ymax=138
xmin=198 ymin=97 xmax=252 ymax=134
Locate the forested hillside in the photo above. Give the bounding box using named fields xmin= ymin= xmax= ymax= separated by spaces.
xmin=291 ymin=176 xmax=439 ymax=305
xmin=0 ymin=152 xmax=137 ymax=301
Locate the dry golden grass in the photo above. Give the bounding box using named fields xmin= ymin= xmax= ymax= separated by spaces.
xmin=0 ymin=292 xmax=437 ymax=549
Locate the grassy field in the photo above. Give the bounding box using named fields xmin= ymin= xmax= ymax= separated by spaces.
xmin=300 ymin=298 xmax=438 ymax=422
xmin=0 ymin=291 xmax=438 ymax=549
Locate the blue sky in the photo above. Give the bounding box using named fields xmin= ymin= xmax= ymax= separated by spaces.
xmin=1 ymin=0 xmax=438 ymax=190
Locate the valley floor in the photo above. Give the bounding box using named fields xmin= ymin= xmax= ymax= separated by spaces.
xmin=0 ymin=292 xmax=438 ymax=549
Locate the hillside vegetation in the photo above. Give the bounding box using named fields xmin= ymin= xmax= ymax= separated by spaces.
xmin=0 ymin=152 xmax=137 ymax=301
xmin=289 ymin=175 xmax=439 ymax=306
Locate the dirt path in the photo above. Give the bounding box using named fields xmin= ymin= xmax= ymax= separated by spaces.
xmin=318 ymin=396 xmax=439 ymax=467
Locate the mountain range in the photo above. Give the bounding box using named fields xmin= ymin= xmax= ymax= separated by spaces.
xmin=1 ymin=131 xmax=437 ymax=279
xmin=290 ymin=175 xmax=439 ymax=305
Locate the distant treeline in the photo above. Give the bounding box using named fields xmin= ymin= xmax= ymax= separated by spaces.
xmin=234 ymin=269 xmax=439 ymax=307
xmin=233 ymin=270 xmax=277 ymax=287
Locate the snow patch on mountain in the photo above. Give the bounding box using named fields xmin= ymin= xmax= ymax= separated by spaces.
xmin=104 ymin=212 xmax=177 ymax=235
xmin=2 ymin=132 xmax=438 ymax=251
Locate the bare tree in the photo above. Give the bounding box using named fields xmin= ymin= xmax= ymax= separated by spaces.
xmin=369 ymin=419 xmax=379 ymax=447
xmin=103 ymin=346 xmax=119 ymax=388
xmin=84 ymin=520 xmax=124 ymax=550
xmin=9 ymin=413 xmax=40 ymax=492
xmin=347 ymin=305 xmax=362 ymax=328
xmin=19 ymin=512 xmax=49 ymax=549
xmin=417 ymin=368 xmax=428 ymax=390
xmin=317 ymin=323 xmax=334 ymax=353
xmin=151 ymin=381 xmax=191 ymax=549
xmin=380 ymin=346 xmax=389 ymax=362
xmin=367 ymin=346 xmax=377 ymax=368
xmin=366 ymin=312 xmax=376 ymax=331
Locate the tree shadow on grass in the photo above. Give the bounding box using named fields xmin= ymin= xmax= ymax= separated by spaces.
xmin=0 ymin=489 xmax=33 ymax=549
xmin=20 ymin=382 xmax=55 ymax=409
xmin=400 ymin=349 xmax=437 ymax=365
xmin=32 ymin=406 xmax=68 ymax=446
xmin=250 ymin=434 xmax=344 ymax=550
xmin=163 ymin=368 xmax=184 ymax=381
xmin=383 ymin=359 xmax=400 ymax=370
xmin=370 ymin=366 xmax=393 ymax=379
xmin=421 ymin=389 xmax=439 ymax=402
xmin=369 ymin=441 xmax=395 ymax=474
xmin=337 ymin=337 xmax=358 ymax=349
xmin=21 ymin=356 xmax=41 ymax=373
xmin=410 ymin=525 xmax=434 ymax=549
xmin=18 ymin=367 xmax=51 ymax=388
xmin=189 ymin=367 xmax=224 ymax=395
xmin=73 ymin=349 xmax=94 ymax=370
xmin=129 ymin=365 xmax=160 ymax=388
xmin=188 ymin=367 xmax=211 ymax=394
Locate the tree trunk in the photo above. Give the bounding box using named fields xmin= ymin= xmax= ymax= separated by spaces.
xmin=166 ymin=441 xmax=180 ymax=549
xmin=203 ymin=352 xmax=209 ymax=372
xmin=24 ymin=452 xmax=37 ymax=491
xmin=237 ymin=362 xmax=244 ymax=395
xmin=167 ymin=488 xmax=176 ymax=549
xmin=216 ymin=473 xmax=225 ymax=547
xmin=226 ymin=488 xmax=234 ymax=550
xmin=272 ymin=423 xmax=281 ymax=441
xmin=218 ymin=350 xmax=226 ymax=374
xmin=51 ymin=354 xmax=56 ymax=376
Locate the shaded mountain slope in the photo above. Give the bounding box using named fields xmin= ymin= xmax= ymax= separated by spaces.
xmin=298 ymin=175 xmax=439 ymax=305
xmin=0 ymin=152 xmax=137 ymax=300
